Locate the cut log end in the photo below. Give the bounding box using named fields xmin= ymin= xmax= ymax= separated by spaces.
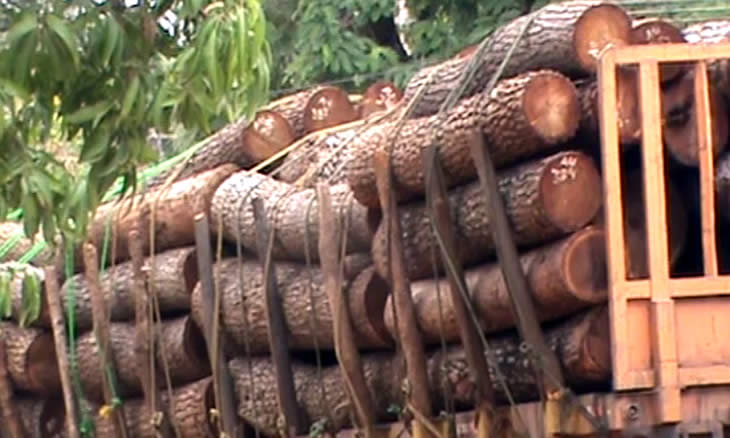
xmin=359 ymin=81 xmax=403 ymax=117
xmin=560 ymin=226 xmax=607 ymax=303
xmin=303 ymin=86 xmax=359 ymax=133
xmin=565 ymin=306 xmax=612 ymax=384
xmin=631 ymin=19 xmax=687 ymax=84
xmin=242 ymin=110 xmax=296 ymax=163
xmin=617 ymin=68 xmax=641 ymax=144
xmin=573 ymin=4 xmax=632 ymax=73
xmin=664 ymin=75 xmax=730 ymax=167
xmin=347 ymin=266 xmax=393 ymax=348
xmin=25 ymin=333 xmax=61 ymax=393
xmin=523 ymin=72 xmax=580 ymax=143
xmin=538 ymin=152 xmax=603 ymax=232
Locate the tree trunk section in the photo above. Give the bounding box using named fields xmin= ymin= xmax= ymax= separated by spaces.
xmin=210 ymin=171 xmax=379 ymax=262
xmin=663 ymin=71 xmax=729 ymax=167
xmin=631 ymin=18 xmax=687 ymax=84
xmin=401 ymin=0 xmax=631 ymax=118
xmin=240 ymin=110 xmax=296 ymax=164
xmin=276 ymin=123 xmax=364 ymax=188
xmin=58 ymin=246 xmax=198 ymax=331
xmin=384 ymin=226 xmax=607 ymax=344
xmin=144 ymin=119 xmax=248 ymax=190
xmin=88 ymin=164 xmax=238 ymax=267
xmin=228 ymin=305 xmax=610 ymax=436
xmin=16 ymin=398 xmax=65 ymax=438
xmin=0 ymin=340 xmax=25 ymax=438
xmin=0 ymin=322 xmax=60 ymax=395
xmin=190 ymin=258 xmax=391 ymax=354
xmin=576 ymin=68 xmax=640 ymax=146
xmin=94 ymin=377 xmax=217 ymax=438
xmin=75 ymin=316 xmax=209 ymax=402
xmin=359 ymin=81 xmax=403 ymax=118
xmin=303 ymin=86 xmax=360 ymax=134
xmin=372 ymin=150 xmax=603 ymax=281
xmin=347 ymin=70 xmax=581 ymax=208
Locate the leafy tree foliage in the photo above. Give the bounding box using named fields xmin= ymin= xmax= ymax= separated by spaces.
xmin=0 ymin=0 xmax=271 ymax=243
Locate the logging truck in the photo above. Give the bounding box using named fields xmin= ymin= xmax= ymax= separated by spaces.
xmin=5 ymin=2 xmax=730 ymax=438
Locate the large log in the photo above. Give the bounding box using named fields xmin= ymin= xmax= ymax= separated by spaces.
xmin=93 ymin=377 xmax=217 ymax=438
xmin=75 ymin=316 xmax=210 ymax=402
xmin=358 ymin=81 xmax=403 ymax=118
xmin=144 ymin=111 xmax=293 ymax=190
xmin=210 ymin=171 xmax=378 ymax=262
xmin=401 ymin=1 xmax=632 ymax=118
xmin=347 ymin=70 xmax=581 ymax=208
xmin=229 ymin=306 xmax=610 ymax=436
xmin=276 ymin=123 xmax=363 ymax=187
xmin=52 ymin=246 xmax=198 ymax=331
xmin=16 ymin=398 xmax=65 ymax=438
xmin=0 ymin=322 xmax=60 ymax=395
xmin=190 ymin=258 xmax=391 ymax=354
xmin=89 ymin=164 xmax=238 ymax=267
xmin=303 ymin=86 xmax=360 ymax=134
xmin=384 ymin=226 xmax=607 ymax=344
xmin=631 ymin=18 xmax=687 ymax=84
xmin=663 ymin=71 xmax=729 ymax=167
xmin=371 ymin=150 xmax=603 ymax=281
xmin=265 ymin=88 xmax=321 ymax=139
xmin=576 ymin=68 xmax=640 ymax=146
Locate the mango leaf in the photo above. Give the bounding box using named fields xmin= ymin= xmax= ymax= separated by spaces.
xmin=6 ymin=13 xmax=38 ymax=46
xmin=120 ymin=75 xmax=140 ymax=120
xmin=45 ymin=14 xmax=80 ymax=70
xmin=20 ymin=271 xmax=41 ymax=327
xmin=101 ymin=16 xmax=122 ymax=68
xmin=65 ymin=100 xmax=113 ymax=125
xmin=0 ymin=272 xmax=12 ymax=319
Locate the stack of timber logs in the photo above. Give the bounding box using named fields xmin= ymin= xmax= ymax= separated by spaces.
xmin=4 ymin=2 xmax=730 ymax=438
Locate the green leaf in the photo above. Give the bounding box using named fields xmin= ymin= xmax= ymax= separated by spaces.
xmin=20 ymin=272 xmax=41 ymax=327
xmin=45 ymin=14 xmax=80 ymax=70
xmin=79 ymin=123 xmax=113 ymax=163
xmin=21 ymin=192 xmax=40 ymax=239
xmin=205 ymin=25 xmax=221 ymax=97
xmin=102 ymin=16 xmax=122 ymax=68
xmin=0 ymin=78 xmax=31 ymax=102
xmin=6 ymin=13 xmax=38 ymax=46
xmin=120 ymin=75 xmax=140 ymax=120
xmin=0 ymin=272 xmax=12 ymax=319
xmin=65 ymin=100 xmax=113 ymax=125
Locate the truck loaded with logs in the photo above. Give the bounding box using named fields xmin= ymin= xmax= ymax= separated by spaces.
xmin=2 ymin=1 xmax=730 ymax=437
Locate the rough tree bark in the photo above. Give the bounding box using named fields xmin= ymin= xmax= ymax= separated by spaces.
xmin=275 ymin=123 xmax=364 ymax=188
xmin=228 ymin=306 xmax=610 ymax=436
xmin=0 ymin=322 xmax=60 ymax=395
xmin=54 ymin=246 xmax=199 ymax=331
xmin=384 ymin=226 xmax=607 ymax=344
xmin=401 ymin=1 xmax=632 ymax=118
xmin=347 ymin=70 xmax=581 ymax=208
xmin=93 ymin=377 xmax=217 ymax=438
xmin=0 ymin=340 xmax=25 ymax=438
xmin=190 ymin=258 xmax=391 ymax=354
xmin=210 ymin=171 xmax=379 ymax=262
xmin=371 ymin=150 xmax=603 ymax=281
xmin=75 ymin=316 xmax=209 ymax=402
xmin=88 ymin=164 xmax=238 ymax=267
xmin=16 ymin=398 xmax=65 ymax=438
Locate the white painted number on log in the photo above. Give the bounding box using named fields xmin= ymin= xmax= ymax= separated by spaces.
xmin=311 ymin=96 xmax=333 ymax=121
xmin=551 ymin=155 xmax=578 ymax=184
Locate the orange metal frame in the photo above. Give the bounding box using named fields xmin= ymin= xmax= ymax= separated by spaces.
xmin=598 ymin=42 xmax=730 ymax=425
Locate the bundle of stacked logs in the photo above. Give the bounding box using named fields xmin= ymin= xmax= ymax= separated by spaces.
xmin=2 ymin=1 xmax=730 ymax=437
